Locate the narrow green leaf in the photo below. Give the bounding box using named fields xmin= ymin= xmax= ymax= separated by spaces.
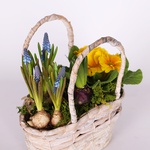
xmin=28 ymin=50 xmax=35 ymax=66
xmin=20 ymin=67 xmax=33 ymax=97
xmin=50 ymin=72 xmax=55 ymax=86
xmin=46 ymin=81 xmax=56 ymax=108
xmin=49 ymin=44 xmax=54 ymax=64
xmin=60 ymin=77 xmax=66 ymax=98
xmin=38 ymin=76 xmax=43 ymax=102
xmin=38 ymin=42 xmax=42 ymax=58
xmin=54 ymin=63 xmax=58 ymax=80
xmin=28 ymin=63 xmax=33 ymax=76
xmin=28 ymin=75 xmax=34 ymax=94
xmin=52 ymin=46 xmax=58 ymax=63
xmin=42 ymin=66 xmax=48 ymax=79
xmin=34 ymin=53 xmax=39 ymax=65
xmin=91 ymin=80 xmax=101 ymax=89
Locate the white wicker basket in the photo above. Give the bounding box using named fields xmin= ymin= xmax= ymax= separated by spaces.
xmin=20 ymin=14 xmax=126 ymax=150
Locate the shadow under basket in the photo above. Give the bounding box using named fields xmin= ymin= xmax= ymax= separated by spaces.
xmin=20 ymin=98 xmax=123 ymax=150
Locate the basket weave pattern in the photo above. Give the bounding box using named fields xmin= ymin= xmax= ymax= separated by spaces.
xmin=20 ymin=14 xmax=126 ymax=150
xmin=20 ymin=99 xmax=122 ymax=150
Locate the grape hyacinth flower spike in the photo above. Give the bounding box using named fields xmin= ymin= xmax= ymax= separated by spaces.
xmin=23 ymin=48 xmax=31 ymax=65
xmin=34 ymin=65 xmax=41 ymax=83
xmin=43 ymin=32 xmax=51 ymax=52
xmin=41 ymin=32 xmax=51 ymax=61
xmin=54 ymin=66 xmax=66 ymax=93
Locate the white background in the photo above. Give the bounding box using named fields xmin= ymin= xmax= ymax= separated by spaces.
xmin=0 ymin=0 xmax=150 ymax=149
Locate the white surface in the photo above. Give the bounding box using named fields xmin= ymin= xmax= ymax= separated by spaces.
xmin=0 ymin=0 xmax=150 ymax=149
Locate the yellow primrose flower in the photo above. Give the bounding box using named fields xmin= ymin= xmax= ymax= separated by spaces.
xmin=74 ymin=46 xmax=120 ymax=76
xmin=87 ymin=47 xmax=108 ymax=76
xmin=74 ymin=46 xmax=87 ymax=56
xmin=99 ymin=54 xmax=121 ymax=73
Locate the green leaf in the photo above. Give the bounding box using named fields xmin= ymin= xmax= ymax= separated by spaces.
xmin=31 ymin=76 xmax=43 ymax=111
xmin=28 ymin=50 xmax=35 ymax=67
xmin=51 ymin=46 xmax=58 ymax=64
xmin=49 ymin=44 xmax=54 ymax=62
xmin=76 ymin=59 xmax=87 ymax=88
xmin=124 ymin=58 xmax=129 ymax=75
xmin=91 ymin=80 xmax=101 ymax=89
xmin=48 ymin=44 xmax=58 ymax=65
xmin=38 ymin=76 xmax=43 ymax=103
xmin=17 ymin=105 xmax=28 ymax=115
xmin=101 ymin=70 xmax=118 ymax=84
xmin=28 ymin=63 xmax=33 ymax=76
xmin=68 ymin=45 xmax=79 ymax=61
xmin=123 ymin=69 xmax=143 ymax=84
xmin=34 ymin=53 xmax=39 ymax=65
xmin=54 ymin=63 xmax=58 ymax=80
xmin=38 ymin=42 xmax=42 ymax=58
xmin=20 ymin=67 xmax=33 ymax=98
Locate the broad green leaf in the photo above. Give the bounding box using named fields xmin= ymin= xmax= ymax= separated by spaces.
xmin=68 ymin=45 xmax=79 ymax=61
xmin=76 ymin=57 xmax=88 ymax=88
xmin=123 ymin=69 xmax=143 ymax=84
xmin=124 ymin=58 xmax=129 ymax=75
xmin=101 ymin=70 xmax=118 ymax=84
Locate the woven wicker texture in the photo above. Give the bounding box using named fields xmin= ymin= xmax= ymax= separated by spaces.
xmin=20 ymin=14 xmax=126 ymax=150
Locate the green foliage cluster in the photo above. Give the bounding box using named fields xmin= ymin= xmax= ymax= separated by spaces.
xmin=91 ymin=82 xmax=116 ymax=105
xmin=18 ymin=105 xmax=28 ymax=115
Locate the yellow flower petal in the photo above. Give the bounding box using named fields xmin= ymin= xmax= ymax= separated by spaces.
xmin=74 ymin=46 xmax=87 ymax=56
xmin=87 ymin=47 xmax=108 ymax=75
xmin=100 ymin=54 xmax=121 ymax=73
xmin=88 ymin=66 xmax=102 ymax=76
xmin=74 ymin=46 xmax=121 ymax=76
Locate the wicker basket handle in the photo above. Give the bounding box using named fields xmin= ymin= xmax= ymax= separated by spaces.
xmin=68 ymin=36 xmax=126 ymax=124
xmin=23 ymin=14 xmax=74 ymax=51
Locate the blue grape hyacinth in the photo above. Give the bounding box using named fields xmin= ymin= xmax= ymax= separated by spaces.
xmin=34 ymin=65 xmax=41 ymax=83
xmin=43 ymin=32 xmax=51 ymax=53
xmin=41 ymin=33 xmax=51 ymax=61
xmin=23 ymin=48 xmax=31 ymax=65
xmin=54 ymin=66 xmax=66 ymax=93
